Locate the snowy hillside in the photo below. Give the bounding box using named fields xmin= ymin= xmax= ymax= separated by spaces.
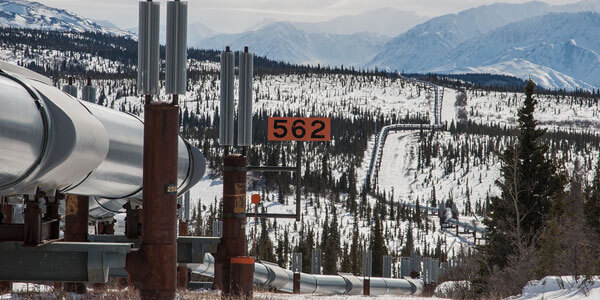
xmin=0 ymin=0 xmax=133 ymax=37
xmin=197 ymin=22 xmax=389 ymax=66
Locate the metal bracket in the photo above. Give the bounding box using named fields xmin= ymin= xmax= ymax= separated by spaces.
xmin=245 ymin=141 xmax=303 ymax=220
xmin=0 ymin=241 xmax=131 ymax=283
xmin=88 ymin=235 xmax=220 ymax=277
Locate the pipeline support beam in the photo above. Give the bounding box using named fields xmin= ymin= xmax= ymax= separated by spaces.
xmin=216 ymin=155 xmax=249 ymax=296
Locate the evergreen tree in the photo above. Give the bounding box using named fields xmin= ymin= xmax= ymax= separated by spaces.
xmin=257 ymin=219 xmax=276 ymax=262
xmin=401 ymin=224 xmax=414 ymax=257
xmin=349 ymin=220 xmax=362 ymax=275
xmin=370 ymin=202 xmax=388 ymax=276
xmin=483 ymin=80 xmax=566 ymax=271
xmin=322 ymin=206 xmax=340 ymax=274
xmin=585 ymin=158 xmax=600 ymax=238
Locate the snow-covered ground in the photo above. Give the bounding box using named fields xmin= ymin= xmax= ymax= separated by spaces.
xmin=508 ymin=276 xmax=600 ymax=300
xmin=256 ymin=294 xmax=449 ymax=300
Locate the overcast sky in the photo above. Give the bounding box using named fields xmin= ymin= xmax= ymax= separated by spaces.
xmin=34 ymin=0 xmax=582 ymax=33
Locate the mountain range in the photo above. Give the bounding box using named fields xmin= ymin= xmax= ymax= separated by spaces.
xmin=197 ymin=22 xmax=390 ymax=66
xmin=1 ymin=0 xmax=600 ymax=90
xmin=0 ymin=0 xmax=133 ymax=37
xmin=248 ymin=8 xmax=427 ymax=37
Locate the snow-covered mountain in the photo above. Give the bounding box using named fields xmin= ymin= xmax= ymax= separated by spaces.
xmin=368 ymin=0 xmax=600 ymax=90
xmin=196 ymin=22 xmax=389 ymax=66
xmin=130 ymin=21 xmax=218 ymax=47
xmin=246 ymin=8 xmax=426 ymax=37
xmin=0 ymin=0 xmax=133 ymax=37
xmin=291 ymin=8 xmax=427 ymax=37
xmin=434 ymin=12 xmax=600 ymax=90
xmin=368 ymin=1 xmax=554 ymax=73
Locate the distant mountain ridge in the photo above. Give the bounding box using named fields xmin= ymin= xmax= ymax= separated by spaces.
xmin=368 ymin=0 xmax=600 ymax=90
xmin=248 ymin=8 xmax=427 ymax=37
xmin=432 ymin=12 xmax=600 ymax=90
xmin=197 ymin=22 xmax=390 ymax=66
xmin=0 ymin=0 xmax=133 ymax=38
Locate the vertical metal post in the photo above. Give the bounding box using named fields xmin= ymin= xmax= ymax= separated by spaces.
xmin=213 ymin=220 xmax=223 ymax=237
xmin=124 ymin=201 xmax=142 ymax=239
xmin=23 ymin=193 xmax=42 ymax=247
xmin=362 ymin=248 xmax=372 ymax=296
xmin=217 ymin=155 xmax=249 ymax=296
xmin=401 ymin=257 xmax=410 ymax=278
xmin=0 ymin=200 xmax=12 ymax=292
xmin=237 ymin=46 xmax=253 ymax=146
xmin=296 ymin=142 xmax=302 ymax=221
xmin=219 ymin=47 xmax=235 ymax=146
xmin=178 ymin=190 xmax=189 ymax=289
xmin=44 ymin=193 xmax=60 ymax=240
xmin=382 ymin=255 xmax=392 ymax=278
xmin=184 ymin=191 xmax=190 ymax=222
xmin=292 ymin=252 xmax=302 ymax=294
xmin=64 ymin=195 xmax=89 ymax=242
xmin=64 ymin=194 xmax=89 ymax=294
xmin=177 ymin=218 xmax=189 ymax=289
xmin=138 ymin=103 xmax=179 ymax=300
xmin=230 ymin=257 xmax=254 ymax=297
xmin=311 ymin=249 xmax=322 ymax=274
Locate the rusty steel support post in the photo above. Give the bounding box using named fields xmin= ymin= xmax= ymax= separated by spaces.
xmin=64 ymin=195 xmax=89 ymax=294
xmin=1 ymin=201 xmax=12 ymax=224
xmin=364 ymin=278 xmax=371 ymax=296
xmin=177 ymin=220 xmax=189 ymax=289
xmin=230 ymin=257 xmax=254 ymax=298
xmin=127 ymin=103 xmax=179 ymax=300
xmin=0 ymin=200 xmax=12 ymax=292
xmin=23 ymin=194 xmax=42 ymax=247
xmin=98 ymin=219 xmax=116 ymax=235
xmin=64 ymin=195 xmax=89 ymax=242
xmin=293 ymin=273 xmax=300 ymax=294
xmin=44 ymin=194 xmax=61 ymax=240
xmin=216 ymin=155 xmax=248 ymax=296
xmin=124 ymin=202 xmax=142 ymax=239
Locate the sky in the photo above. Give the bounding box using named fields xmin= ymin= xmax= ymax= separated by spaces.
xmin=34 ymin=0 xmax=583 ymax=33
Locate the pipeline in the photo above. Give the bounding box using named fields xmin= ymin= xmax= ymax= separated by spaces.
xmin=0 ymin=62 xmax=206 ymax=219
xmin=192 ymin=254 xmax=423 ymax=296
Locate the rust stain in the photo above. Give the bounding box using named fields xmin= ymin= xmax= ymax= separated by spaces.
xmin=65 ymin=195 xmax=78 ymax=216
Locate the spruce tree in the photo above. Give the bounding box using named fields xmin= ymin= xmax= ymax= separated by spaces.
xmin=585 ymin=158 xmax=600 ymax=238
xmin=370 ymin=202 xmax=388 ymax=276
xmin=257 ymin=219 xmax=276 ymax=262
xmin=483 ymin=80 xmax=566 ymax=269
xmin=349 ymin=220 xmax=361 ymax=275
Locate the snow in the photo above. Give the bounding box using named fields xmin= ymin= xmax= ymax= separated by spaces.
xmin=0 ymin=0 xmax=134 ymax=38
xmin=256 ymin=294 xmax=450 ymax=300
xmin=508 ymin=276 xmax=600 ymax=300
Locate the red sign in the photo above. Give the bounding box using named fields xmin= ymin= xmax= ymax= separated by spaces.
xmin=268 ymin=117 xmax=331 ymax=141
xmin=251 ymin=194 xmax=261 ymax=205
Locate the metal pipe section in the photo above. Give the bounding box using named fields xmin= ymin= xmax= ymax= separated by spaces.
xmin=0 ymin=71 xmax=108 ymax=196
xmin=165 ymin=0 xmax=187 ymax=96
xmin=0 ymin=63 xmax=206 ymax=217
xmin=192 ymin=254 xmax=422 ymax=296
xmin=219 ymin=49 xmax=235 ymax=146
xmin=237 ymin=48 xmax=253 ymax=146
xmin=138 ymin=1 xmax=160 ymax=96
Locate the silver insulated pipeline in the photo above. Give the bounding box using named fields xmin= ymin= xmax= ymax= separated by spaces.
xmin=0 ymin=62 xmax=206 ymax=218
xmin=192 ymin=254 xmax=423 ymax=296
